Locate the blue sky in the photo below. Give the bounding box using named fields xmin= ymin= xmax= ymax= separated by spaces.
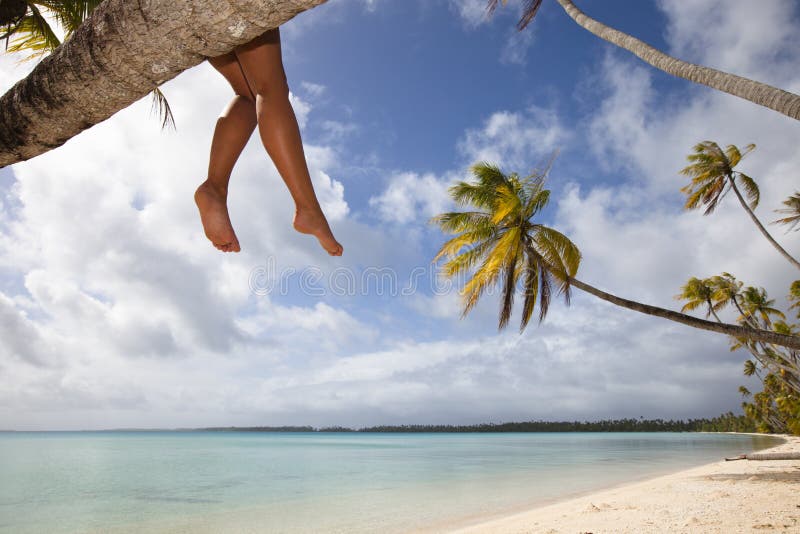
xmin=0 ymin=0 xmax=799 ymax=430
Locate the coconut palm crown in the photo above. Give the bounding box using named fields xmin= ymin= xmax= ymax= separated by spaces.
xmin=680 ymin=141 xmax=758 ymax=215
xmin=431 ymin=162 xmax=580 ymax=332
xmin=680 ymin=141 xmax=800 ymax=271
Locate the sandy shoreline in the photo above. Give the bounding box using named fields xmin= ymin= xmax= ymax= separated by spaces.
xmin=443 ymin=434 xmax=800 ymax=533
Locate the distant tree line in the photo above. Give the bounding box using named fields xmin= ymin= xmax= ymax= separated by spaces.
xmin=198 ymin=414 xmax=757 ymax=433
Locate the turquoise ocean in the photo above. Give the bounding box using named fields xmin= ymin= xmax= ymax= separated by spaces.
xmin=0 ymin=431 xmax=780 ymax=533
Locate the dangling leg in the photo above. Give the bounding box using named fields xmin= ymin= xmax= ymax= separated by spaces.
xmin=234 ymin=28 xmax=343 ymax=256
xmin=195 ymin=52 xmax=257 ymax=253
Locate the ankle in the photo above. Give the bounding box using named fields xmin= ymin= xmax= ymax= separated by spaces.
xmin=295 ymin=201 xmax=322 ymax=214
xmin=201 ymin=178 xmax=229 ymax=197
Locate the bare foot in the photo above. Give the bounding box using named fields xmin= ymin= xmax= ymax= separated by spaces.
xmin=293 ymin=206 xmax=343 ymax=256
xmin=194 ymin=180 xmax=241 ymax=253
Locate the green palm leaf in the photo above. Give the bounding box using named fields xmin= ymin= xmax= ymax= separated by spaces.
xmin=773 ymin=192 xmax=800 ymax=232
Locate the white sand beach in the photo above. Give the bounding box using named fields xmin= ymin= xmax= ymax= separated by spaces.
xmin=447 ymin=435 xmax=800 ymax=533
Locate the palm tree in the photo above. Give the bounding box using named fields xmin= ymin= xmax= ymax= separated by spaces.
xmin=675 ymin=277 xmax=721 ymax=322
xmin=0 ymin=0 xmax=327 ymax=167
xmin=707 ymin=272 xmax=748 ymax=321
xmin=709 ymin=277 xmax=800 ymax=395
xmin=739 ymin=286 xmax=785 ymax=328
xmin=431 ymin=162 xmax=580 ymax=330
xmin=680 ymin=141 xmax=800 ymax=271
xmin=773 ymin=192 xmax=800 ymax=233
xmin=2 ymin=1 xmax=174 ymax=128
xmin=789 ymin=281 xmax=800 ymax=318
xmin=431 ymin=161 xmax=800 ymax=349
xmin=488 ymin=0 xmax=800 ymax=122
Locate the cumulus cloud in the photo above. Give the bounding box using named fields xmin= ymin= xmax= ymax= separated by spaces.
xmin=449 ymin=0 xmax=491 ymax=28
xmin=1 ymin=0 xmax=798 ymax=430
xmin=458 ymin=106 xmax=568 ymax=171
xmin=500 ymin=25 xmax=536 ymax=65
xmin=368 ymin=171 xmax=454 ymax=225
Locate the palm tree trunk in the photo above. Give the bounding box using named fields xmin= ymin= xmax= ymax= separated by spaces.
xmin=554 ymin=0 xmax=800 ymax=122
xmin=728 ymin=178 xmax=800 ymax=270
xmin=0 ymin=0 xmax=327 ymax=167
xmin=567 ymin=276 xmax=800 ymax=350
xmin=706 ymin=298 xmax=723 ymax=323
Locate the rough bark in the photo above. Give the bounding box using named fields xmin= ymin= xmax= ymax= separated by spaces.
xmin=728 ymin=179 xmax=800 ymax=271
xmin=556 ymin=0 xmax=800 ymax=122
xmin=0 ymin=0 xmax=327 ymax=167
xmin=567 ymin=277 xmax=800 ymax=351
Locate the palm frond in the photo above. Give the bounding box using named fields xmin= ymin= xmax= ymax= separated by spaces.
xmin=491 ymin=182 xmax=523 ymax=224
xmin=428 ymin=211 xmax=492 ymax=234
xmin=532 ymin=226 xmax=581 ymax=279
xmin=498 ymin=258 xmax=518 ymax=330
xmin=788 ymin=280 xmax=800 ymax=313
xmin=735 ymin=173 xmax=759 ymax=210
xmin=460 ymin=227 xmax=520 ymax=317
xmin=537 ymin=263 xmax=553 ymax=322
xmin=150 ymin=87 xmax=176 ymax=130
xmin=725 ymin=143 xmax=755 ymax=168
xmin=432 ymin=226 xmax=498 ymax=264
xmin=439 ymin=235 xmax=500 ymax=278
xmin=6 ymin=4 xmax=61 ymax=57
xmin=519 ymin=251 xmax=540 ymax=331
xmin=41 ymin=0 xmax=104 ymax=37
xmin=489 ymin=0 xmax=544 ymax=30
xmin=522 ymin=180 xmax=549 ymax=219
xmin=471 ymin=161 xmax=508 ymax=188
xmin=772 ymin=192 xmax=800 ymax=232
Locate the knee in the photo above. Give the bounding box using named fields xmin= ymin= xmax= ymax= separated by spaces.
xmin=251 ymin=72 xmax=290 ymax=103
xmin=234 ymin=92 xmax=256 ymax=105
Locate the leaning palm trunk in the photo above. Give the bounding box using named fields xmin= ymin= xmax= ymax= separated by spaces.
xmin=566 ymin=277 xmax=800 ymax=350
xmin=555 ymin=0 xmax=800 ymax=122
xmin=0 ymin=0 xmax=327 ymax=167
xmin=727 ymin=179 xmax=800 ymax=270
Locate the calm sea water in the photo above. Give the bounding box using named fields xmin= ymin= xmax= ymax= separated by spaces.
xmin=0 ymin=431 xmax=780 ymax=533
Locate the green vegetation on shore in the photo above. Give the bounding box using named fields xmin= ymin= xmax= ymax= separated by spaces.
xmin=197 ymin=414 xmax=755 ymax=433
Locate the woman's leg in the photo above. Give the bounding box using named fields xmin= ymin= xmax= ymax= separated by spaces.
xmin=195 ymin=52 xmax=257 ymax=252
xmin=234 ymin=28 xmax=343 ymax=256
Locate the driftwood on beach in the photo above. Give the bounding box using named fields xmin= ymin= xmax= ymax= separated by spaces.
xmin=725 ymin=452 xmax=800 ymax=461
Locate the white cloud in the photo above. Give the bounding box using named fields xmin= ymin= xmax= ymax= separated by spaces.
xmin=320 ymin=120 xmax=358 ymax=141
xmin=368 ymin=171 xmax=454 ymax=225
xmin=288 ymin=91 xmax=312 ymax=129
xmin=658 ymin=0 xmax=800 ymax=87
xmin=458 ymin=106 xmax=568 ymax=171
xmin=449 ymin=0 xmax=491 ymax=28
xmin=500 ymin=26 xmax=535 ymax=65
xmin=300 ymin=81 xmax=326 ymax=99
xmin=1 ymin=0 xmax=798 ymax=430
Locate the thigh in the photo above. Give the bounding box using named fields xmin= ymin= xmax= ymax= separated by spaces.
xmin=209 ymin=51 xmax=255 ymax=100
xmin=233 ymin=28 xmax=287 ymax=93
